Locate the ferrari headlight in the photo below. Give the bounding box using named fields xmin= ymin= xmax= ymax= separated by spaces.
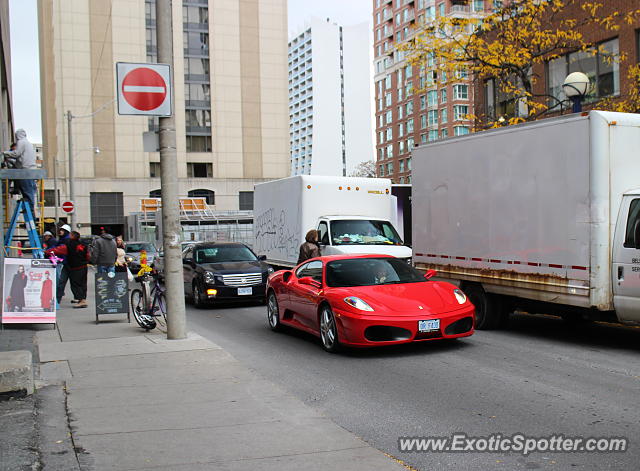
xmin=344 ymin=296 xmax=374 ymax=312
xmin=203 ymin=271 xmax=216 ymax=284
xmin=453 ymin=289 xmax=467 ymax=304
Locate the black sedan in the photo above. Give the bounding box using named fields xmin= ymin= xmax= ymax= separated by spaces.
xmin=183 ymin=242 xmax=272 ymax=307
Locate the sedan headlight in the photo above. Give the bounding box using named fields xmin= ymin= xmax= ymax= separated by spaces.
xmin=453 ymin=289 xmax=467 ymax=304
xmin=344 ymin=296 xmax=374 ymax=312
xmin=203 ymin=271 xmax=216 ymax=284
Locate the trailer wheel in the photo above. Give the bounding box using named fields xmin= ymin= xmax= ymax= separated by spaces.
xmin=461 ymin=283 xmax=502 ymax=330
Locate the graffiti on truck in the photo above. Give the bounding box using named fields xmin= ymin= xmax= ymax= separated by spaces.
xmin=254 ymin=208 xmax=298 ymax=258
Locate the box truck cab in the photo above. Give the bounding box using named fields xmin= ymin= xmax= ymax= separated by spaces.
xmin=254 ymin=176 xmax=412 ymax=268
xmin=612 ymin=189 xmax=640 ymax=321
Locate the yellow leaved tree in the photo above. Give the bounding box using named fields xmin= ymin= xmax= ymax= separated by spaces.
xmin=401 ymin=0 xmax=640 ymax=128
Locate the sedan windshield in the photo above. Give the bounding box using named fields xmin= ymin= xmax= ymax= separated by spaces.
xmin=194 ymin=246 xmax=258 ymax=263
xmin=326 ymin=258 xmax=426 ymax=287
xmin=126 ymin=243 xmax=156 ymax=253
xmin=330 ymin=220 xmax=403 ymax=246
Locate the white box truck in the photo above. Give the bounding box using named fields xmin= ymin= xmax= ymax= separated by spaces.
xmin=254 ymin=176 xmax=412 ymax=268
xmin=412 ymin=111 xmax=640 ymax=329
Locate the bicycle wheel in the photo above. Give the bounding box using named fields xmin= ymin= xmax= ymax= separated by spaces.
xmin=131 ymin=288 xmax=156 ymax=330
xmin=154 ymin=292 xmax=167 ymax=328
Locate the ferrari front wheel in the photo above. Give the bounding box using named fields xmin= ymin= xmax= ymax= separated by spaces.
xmin=267 ymin=291 xmax=282 ymax=332
xmin=319 ymin=305 xmax=341 ymax=353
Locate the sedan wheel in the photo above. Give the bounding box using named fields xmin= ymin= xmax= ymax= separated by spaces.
xmin=267 ymin=291 xmax=282 ymax=332
xmin=319 ymin=305 xmax=340 ymax=353
xmin=193 ymin=282 xmax=207 ymax=309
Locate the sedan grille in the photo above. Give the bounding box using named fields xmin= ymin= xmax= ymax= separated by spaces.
xmin=221 ymin=273 xmax=263 ymax=287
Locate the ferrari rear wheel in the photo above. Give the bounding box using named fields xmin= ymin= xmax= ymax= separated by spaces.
xmin=319 ymin=305 xmax=341 ymax=353
xmin=267 ymin=291 xmax=282 ymax=332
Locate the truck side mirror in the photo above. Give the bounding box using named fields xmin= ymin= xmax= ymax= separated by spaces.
xmin=634 ymin=220 xmax=640 ymax=249
xmin=424 ymin=269 xmax=437 ymax=280
xmin=258 ymin=255 xmax=267 ymax=261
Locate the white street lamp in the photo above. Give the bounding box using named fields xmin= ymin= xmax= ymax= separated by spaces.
xmin=562 ymin=72 xmax=591 ymax=113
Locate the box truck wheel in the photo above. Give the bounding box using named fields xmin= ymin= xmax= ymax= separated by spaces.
xmin=461 ymin=283 xmax=503 ymax=330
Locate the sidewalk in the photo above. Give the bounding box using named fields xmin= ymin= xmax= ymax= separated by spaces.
xmin=36 ymin=271 xmax=407 ymax=470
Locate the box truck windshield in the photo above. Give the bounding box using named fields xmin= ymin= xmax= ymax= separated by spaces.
xmin=328 ymin=220 xmax=403 ymax=246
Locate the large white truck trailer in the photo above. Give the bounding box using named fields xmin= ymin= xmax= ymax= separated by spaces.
xmin=412 ymin=111 xmax=640 ymax=329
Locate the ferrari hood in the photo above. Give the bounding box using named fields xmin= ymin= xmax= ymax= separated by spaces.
xmin=331 ymin=281 xmax=468 ymax=316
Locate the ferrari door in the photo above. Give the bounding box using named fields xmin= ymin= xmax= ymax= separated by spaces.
xmin=288 ymin=260 xmax=323 ymax=330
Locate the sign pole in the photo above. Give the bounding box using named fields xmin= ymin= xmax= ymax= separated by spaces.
xmin=156 ymin=0 xmax=186 ymax=339
xmin=67 ymin=111 xmax=76 ymax=231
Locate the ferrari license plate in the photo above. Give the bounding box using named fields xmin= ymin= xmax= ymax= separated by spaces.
xmin=418 ymin=319 xmax=440 ymax=332
xmin=238 ymin=287 xmax=252 ymax=296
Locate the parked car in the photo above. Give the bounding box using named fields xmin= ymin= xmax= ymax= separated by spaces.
xmin=266 ymin=255 xmax=475 ymax=352
xmin=125 ymin=241 xmax=159 ymax=274
xmin=153 ymin=241 xmax=202 ymax=274
xmin=183 ymin=242 xmax=272 ymax=307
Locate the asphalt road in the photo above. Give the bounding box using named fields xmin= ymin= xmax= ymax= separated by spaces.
xmin=187 ymin=302 xmax=640 ymax=471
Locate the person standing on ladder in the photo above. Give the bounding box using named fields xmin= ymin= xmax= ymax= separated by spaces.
xmin=4 ymin=129 xmax=37 ymax=217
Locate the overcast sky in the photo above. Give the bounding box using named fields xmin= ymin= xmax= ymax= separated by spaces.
xmin=8 ymin=0 xmax=372 ymax=145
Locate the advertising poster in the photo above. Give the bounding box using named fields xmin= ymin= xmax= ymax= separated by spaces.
xmin=2 ymin=258 xmax=57 ymax=324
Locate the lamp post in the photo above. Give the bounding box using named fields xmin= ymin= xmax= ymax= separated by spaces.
xmin=562 ymin=72 xmax=590 ymax=113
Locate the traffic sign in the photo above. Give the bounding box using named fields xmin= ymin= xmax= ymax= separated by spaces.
xmin=61 ymin=201 xmax=75 ymax=214
xmin=116 ymin=62 xmax=172 ymax=116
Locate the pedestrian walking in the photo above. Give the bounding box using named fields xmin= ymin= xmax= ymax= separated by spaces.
xmin=46 ymin=231 xmax=89 ymax=307
xmin=297 ymin=229 xmax=321 ymax=264
xmin=115 ymin=235 xmax=128 ymax=273
xmin=42 ymin=231 xmax=57 ymax=250
xmin=3 ymin=129 xmax=38 ymax=216
xmin=90 ymin=226 xmax=117 ymax=274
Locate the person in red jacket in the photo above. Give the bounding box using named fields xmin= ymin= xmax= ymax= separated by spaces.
xmin=40 ymin=271 xmax=54 ymax=310
xmin=46 ymin=231 xmax=89 ymax=308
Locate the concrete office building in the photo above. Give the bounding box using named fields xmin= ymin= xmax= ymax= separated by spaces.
xmin=0 ymin=0 xmax=12 ymax=151
xmin=38 ymin=0 xmax=289 ymax=235
xmin=288 ymin=17 xmax=374 ymax=176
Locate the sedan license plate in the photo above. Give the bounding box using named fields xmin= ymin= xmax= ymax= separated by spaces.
xmin=418 ymin=319 xmax=440 ymax=332
xmin=238 ymin=287 xmax=252 ymax=296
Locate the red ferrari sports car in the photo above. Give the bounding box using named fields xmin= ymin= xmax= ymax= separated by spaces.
xmin=266 ymin=254 xmax=475 ymax=352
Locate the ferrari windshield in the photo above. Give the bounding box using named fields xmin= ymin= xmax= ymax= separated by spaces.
xmin=330 ymin=220 xmax=403 ymax=246
xmin=194 ymin=246 xmax=257 ymax=264
xmin=326 ymin=258 xmax=426 ymax=287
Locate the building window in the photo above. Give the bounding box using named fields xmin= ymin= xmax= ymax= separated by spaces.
xmin=239 ymin=191 xmax=254 ymax=210
xmin=386 ymin=144 xmax=394 ymax=158
xmin=385 ymin=110 xmax=393 ymax=124
xmin=441 ymin=128 xmax=449 ymax=139
xmin=188 ymin=189 xmax=215 ymax=205
xmin=43 ymin=189 xmax=60 ymax=207
xmin=421 ymin=114 xmax=427 ymax=128
xmin=378 ymin=148 xmax=384 ymax=160
xmin=420 ymin=95 xmax=426 ymax=109
xmin=454 ymin=126 xmax=470 ymax=136
xmin=399 ymin=140 xmax=405 ymax=154
xmin=399 ymin=123 xmax=404 ymax=137
xmin=428 ymin=110 xmax=438 ymax=126
xmin=379 ymin=164 xmax=385 ymax=176
xmin=438 ymin=3 xmax=445 ymax=16
xmin=186 ymin=136 xmax=212 ymax=153
xmin=149 ymin=189 xmax=162 ymax=198
xmin=427 ymin=90 xmax=438 ymax=107
xmin=386 ymin=127 xmax=393 ymax=140
xmin=428 ymin=130 xmax=438 ymax=141
xmin=547 ymin=38 xmax=620 ymax=103
xmin=385 ymin=93 xmax=392 ymax=107
xmin=407 ymin=118 xmax=414 ymax=133
xmin=149 ymin=162 xmax=161 ymax=177
xmin=405 ymin=101 xmax=413 ymax=114
xmin=385 ymin=74 xmax=392 ymax=89
xmin=90 ymin=192 xmax=124 ymax=225
xmin=399 ymin=160 xmax=405 ymax=172
xmin=440 ymin=108 xmax=448 ymax=124
xmin=387 ymin=163 xmax=393 ymax=175
xmin=441 ymin=89 xmax=447 ymax=103
xmin=407 ymin=157 xmax=411 ymax=170
xmin=378 ymin=131 xmax=385 ymax=144
xmin=398 ymin=105 xmax=404 ymax=119
xmin=420 ymin=133 xmax=427 ymax=143
xmin=453 ymin=105 xmax=469 ymax=121
xmin=187 ymin=162 xmax=213 ymax=178
xmin=453 ymin=84 xmax=469 ymax=100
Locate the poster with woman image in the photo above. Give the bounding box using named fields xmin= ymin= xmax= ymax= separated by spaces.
xmin=2 ymin=258 xmax=56 ymax=324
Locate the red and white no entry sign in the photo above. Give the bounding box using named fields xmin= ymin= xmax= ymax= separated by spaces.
xmin=116 ymin=62 xmax=172 ymax=116
xmin=61 ymin=201 xmax=74 ymax=214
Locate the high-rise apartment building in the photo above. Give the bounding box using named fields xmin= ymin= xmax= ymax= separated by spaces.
xmin=38 ymin=0 xmax=289 ymax=235
xmin=372 ymin=0 xmax=488 ymax=183
xmin=288 ymin=17 xmax=373 ymax=176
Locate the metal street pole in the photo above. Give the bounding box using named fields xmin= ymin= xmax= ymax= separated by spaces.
xmin=53 ymin=154 xmax=59 ymax=224
xmin=156 ymin=0 xmax=186 ymax=339
xmin=67 ymin=111 xmax=76 ymax=231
